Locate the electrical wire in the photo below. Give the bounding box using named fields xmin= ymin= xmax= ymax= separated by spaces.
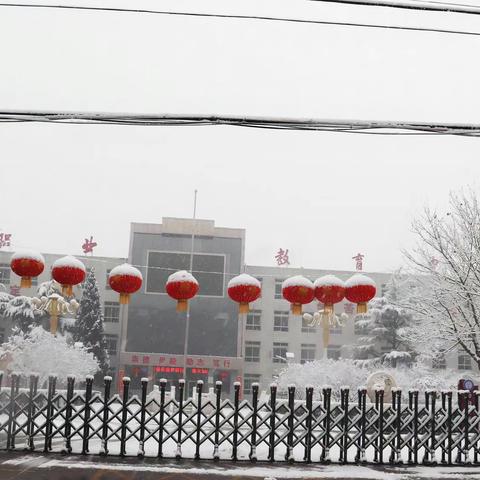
xmin=1 ymin=110 xmax=480 ymax=137
xmin=1 ymin=3 xmax=480 ymax=37
xmin=310 ymin=0 xmax=480 ymax=15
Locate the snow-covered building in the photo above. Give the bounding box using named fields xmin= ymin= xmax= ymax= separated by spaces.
xmin=0 ymin=217 xmax=477 ymax=395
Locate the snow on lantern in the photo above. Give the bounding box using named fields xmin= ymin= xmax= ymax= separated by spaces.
xmin=51 ymin=255 xmax=86 ymax=297
xmin=10 ymin=250 xmax=45 ymax=288
xmin=165 ymin=270 xmax=199 ymax=312
xmin=345 ymin=273 xmax=376 ymax=314
xmin=314 ymin=275 xmax=345 ymax=315
xmin=109 ymin=263 xmax=143 ymax=304
xmin=227 ymin=274 xmax=261 ymax=314
xmin=281 ymin=275 xmax=314 ymax=315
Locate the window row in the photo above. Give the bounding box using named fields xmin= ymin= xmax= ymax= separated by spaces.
xmin=245 ymin=341 xmax=341 ymax=363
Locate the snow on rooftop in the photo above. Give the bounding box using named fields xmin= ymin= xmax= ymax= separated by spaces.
xmin=11 ymin=250 xmax=45 ymax=263
xmin=227 ymin=273 xmax=260 ymax=289
xmin=166 ymin=270 xmax=198 ymax=284
xmin=314 ymin=274 xmax=344 ymax=288
xmin=282 ymin=275 xmax=313 ymax=289
xmin=52 ymin=255 xmax=86 ymax=272
xmin=110 ymin=263 xmax=143 ymax=279
xmin=345 ymin=273 xmax=376 ymax=288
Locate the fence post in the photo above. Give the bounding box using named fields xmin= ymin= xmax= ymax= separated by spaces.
xmin=356 ymin=387 xmax=367 ymax=464
xmin=24 ymin=374 xmax=38 ymax=451
xmin=231 ymin=381 xmax=240 ymax=461
xmin=475 ymin=391 xmax=480 ymax=465
xmin=285 ymin=384 xmax=295 ymax=463
xmin=390 ymin=388 xmax=402 ymax=464
xmin=120 ymin=376 xmax=130 ymax=457
xmin=6 ymin=373 xmax=18 ymax=451
xmin=267 ymin=383 xmax=277 ymax=462
xmin=456 ymin=390 xmax=470 ymax=464
xmin=339 ymin=387 xmax=349 ymax=464
xmin=440 ymin=390 xmax=450 ymax=465
xmin=195 ymin=380 xmax=203 ymax=460
xmin=213 ymin=381 xmax=222 ymax=460
xmin=374 ymin=388 xmax=384 ymax=464
xmin=249 ymin=382 xmax=259 ymax=461
xmin=304 ymin=386 xmax=314 ymax=463
xmin=99 ymin=375 xmax=112 ymax=456
xmin=43 ymin=374 xmax=56 ymax=453
xmin=321 ymin=386 xmax=332 ymax=464
xmin=81 ymin=375 xmax=93 ymax=455
xmin=137 ymin=377 xmax=148 ymax=458
xmin=176 ymin=379 xmax=185 ymax=459
xmin=62 ymin=375 xmax=75 ymax=454
xmin=157 ymin=378 xmax=167 ymax=458
xmin=422 ymin=390 xmax=436 ymax=465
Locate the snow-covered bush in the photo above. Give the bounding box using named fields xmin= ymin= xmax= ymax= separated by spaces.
xmin=0 ymin=326 xmax=99 ymax=387
xmin=276 ymin=359 xmax=460 ymax=401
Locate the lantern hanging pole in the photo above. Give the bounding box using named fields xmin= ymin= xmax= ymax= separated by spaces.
xmin=182 ymin=189 xmax=198 ymax=393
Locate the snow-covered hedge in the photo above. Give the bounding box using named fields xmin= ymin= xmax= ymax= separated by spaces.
xmin=276 ymin=359 xmax=461 ymax=401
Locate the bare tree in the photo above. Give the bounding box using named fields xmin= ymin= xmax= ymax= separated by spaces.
xmin=404 ymin=189 xmax=480 ymax=369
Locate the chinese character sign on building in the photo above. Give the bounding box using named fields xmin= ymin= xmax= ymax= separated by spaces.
xmin=275 ymin=248 xmax=290 ymax=266
xmin=0 ymin=233 xmax=12 ymax=249
xmin=82 ymin=236 xmax=97 ymax=255
xmin=352 ymin=253 xmax=364 ymax=271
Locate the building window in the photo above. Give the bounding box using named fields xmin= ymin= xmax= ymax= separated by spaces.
xmin=106 ymin=269 xmax=112 ymax=290
xmin=146 ymin=251 xmax=225 ymax=297
xmin=301 ymin=344 xmax=316 ymax=364
xmin=274 ymin=279 xmax=284 ymax=299
xmin=301 ymin=315 xmax=316 ymax=333
xmin=104 ymin=334 xmax=118 ymax=356
xmin=245 ymin=341 xmax=261 ymax=362
xmin=273 ymin=342 xmax=288 ymax=363
xmin=433 ymin=355 xmax=446 ymax=370
xmin=104 ymin=301 xmax=120 ymax=323
xmin=327 ymin=345 xmax=341 ymax=360
xmin=246 ymin=310 xmax=261 ymax=331
xmin=274 ymin=311 xmax=289 ymax=332
xmin=458 ymin=353 xmax=472 ymax=371
xmin=244 ymin=374 xmax=261 ymax=394
xmin=330 ymin=325 xmax=342 ymax=335
xmin=0 ymin=264 xmax=10 ymax=286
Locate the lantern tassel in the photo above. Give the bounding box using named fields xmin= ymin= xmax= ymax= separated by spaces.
xmin=357 ymin=302 xmax=368 ymax=314
xmin=291 ymin=303 xmax=302 ymax=316
xmin=20 ymin=277 xmax=32 ymax=289
xmin=239 ymin=302 xmax=250 ymax=314
xmin=177 ymin=299 xmax=188 ymax=312
xmin=119 ymin=293 xmax=130 ymax=305
xmin=62 ymin=285 xmax=73 ymax=297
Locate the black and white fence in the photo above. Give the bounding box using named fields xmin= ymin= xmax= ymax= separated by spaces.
xmin=0 ymin=373 xmax=479 ymax=465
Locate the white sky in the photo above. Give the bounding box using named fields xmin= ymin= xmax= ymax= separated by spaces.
xmin=1 ymin=0 xmax=479 ymax=273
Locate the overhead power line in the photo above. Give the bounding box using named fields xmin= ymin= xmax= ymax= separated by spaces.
xmin=1 ymin=110 xmax=480 ymax=137
xmin=0 ymin=3 xmax=480 ymax=37
xmin=311 ymin=0 xmax=480 ymax=15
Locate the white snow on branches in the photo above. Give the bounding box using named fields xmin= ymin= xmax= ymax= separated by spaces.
xmin=0 ymin=326 xmax=98 ymax=387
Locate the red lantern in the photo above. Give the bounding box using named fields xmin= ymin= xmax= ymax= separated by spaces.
xmin=10 ymin=250 xmax=45 ymax=288
xmin=282 ymin=275 xmax=314 ymax=315
xmin=314 ymin=275 xmax=345 ymax=315
xmin=109 ymin=263 xmax=143 ymax=304
xmin=228 ymin=274 xmax=261 ymax=313
xmin=51 ymin=255 xmax=86 ymax=297
xmin=166 ymin=270 xmax=199 ymax=312
xmin=345 ymin=274 xmax=376 ymax=314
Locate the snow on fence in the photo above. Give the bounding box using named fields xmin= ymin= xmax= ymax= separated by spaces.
xmin=0 ymin=373 xmax=479 ymax=465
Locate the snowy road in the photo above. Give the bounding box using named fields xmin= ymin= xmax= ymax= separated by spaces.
xmin=1 ymin=453 xmax=480 ymax=480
